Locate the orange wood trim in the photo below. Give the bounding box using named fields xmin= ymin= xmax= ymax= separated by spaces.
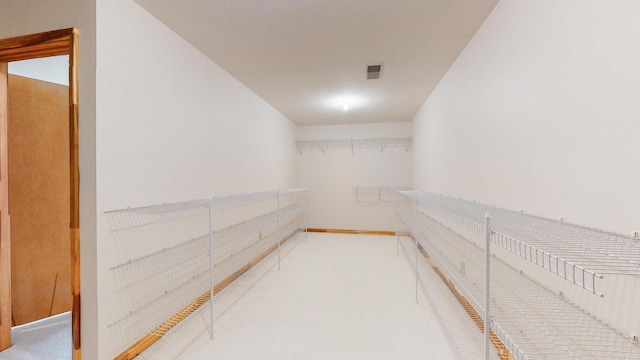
xmin=68 ymin=29 xmax=81 ymax=360
xmin=70 ymin=229 xmax=81 ymax=360
xmin=0 ymin=29 xmax=74 ymax=62
xmin=417 ymin=245 xmax=513 ymax=360
xmin=0 ymin=62 xmax=11 ymax=351
xmin=114 ymin=229 xmax=302 ymax=360
xmin=306 ymin=228 xmax=396 ymax=236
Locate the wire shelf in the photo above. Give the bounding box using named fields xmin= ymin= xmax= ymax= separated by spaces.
xmin=397 ymin=234 xmax=500 ymax=360
xmin=106 ymin=189 xmax=308 ymax=357
xmin=352 ymin=186 xmax=411 ymax=205
xmin=213 ymin=220 xmax=306 ymax=285
xmin=398 ymin=192 xmax=640 ymax=360
xmin=400 ymin=191 xmax=640 ymax=295
xmin=295 ymin=137 xmax=412 ymax=153
xmin=213 ymin=205 xmax=305 ymax=248
xmin=135 ymin=230 xmax=308 ymax=360
xmin=108 ymin=269 xmax=210 ymax=335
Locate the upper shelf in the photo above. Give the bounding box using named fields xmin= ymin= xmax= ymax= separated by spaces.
xmin=399 ymin=191 xmax=640 ymax=296
xmin=352 ymin=186 xmax=411 ymax=205
xmin=295 ymin=137 xmax=412 ymax=154
xmin=105 ymin=188 xmax=308 ymax=215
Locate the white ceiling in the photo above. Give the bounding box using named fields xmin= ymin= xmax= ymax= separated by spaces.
xmin=135 ymin=0 xmax=498 ymax=126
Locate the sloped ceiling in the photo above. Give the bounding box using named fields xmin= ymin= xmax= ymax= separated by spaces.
xmin=135 ymin=0 xmax=498 ymax=126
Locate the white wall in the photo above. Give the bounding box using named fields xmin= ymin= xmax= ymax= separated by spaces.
xmin=0 ymin=1 xmax=98 ymax=358
xmin=95 ymin=0 xmax=297 ymax=357
xmin=413 ymin=0 xmax=640 ymax=235
xmin=412 ymin=0 xmax=640 ymax=341
xmin=297 ymin=122 xmax=411 ymax=231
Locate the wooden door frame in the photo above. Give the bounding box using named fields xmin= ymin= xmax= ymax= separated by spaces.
xmin=0 ymin=28 xmax=80 ymax=360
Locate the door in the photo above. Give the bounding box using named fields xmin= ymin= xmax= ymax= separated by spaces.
xmin=0 ymin=28 xmax=80 ymax=360
xmin=8 ymin=73 xmax=72 ymax=326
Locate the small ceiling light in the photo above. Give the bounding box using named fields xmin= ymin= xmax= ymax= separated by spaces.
xmin=321 ymin=94 xmax=368 ymax=111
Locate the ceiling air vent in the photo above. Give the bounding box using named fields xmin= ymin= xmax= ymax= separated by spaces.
xmin=366 ymin=64 xmax=382 ymax=80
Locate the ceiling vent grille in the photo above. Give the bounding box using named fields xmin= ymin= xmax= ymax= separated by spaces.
xmin=366 ymin=64 xmax=382 ymax=80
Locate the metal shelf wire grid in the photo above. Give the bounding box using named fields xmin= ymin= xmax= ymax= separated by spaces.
xmin=105 ymin=189 xmax=308 ymax=357
xmin=400 ymin=191 xmax=640 ymax=295
xmin=135 ymin=228 xmax=308 ymax=360
xmin=352 ymin=186 xmax=412 ymax=205
xmin=398 ymin=191 xmax=640 ymax=360
xmin=295 ymin=137 xmax=412 ymax=153
xmin=397 ymin=233 xmax=500 ymax=360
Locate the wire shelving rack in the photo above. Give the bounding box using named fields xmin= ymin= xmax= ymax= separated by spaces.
xmin=295 ymin=137 xmax=412 ymax=154
xmin=400 ymin=192 xmax=640 ymax=296
xmin=105 ymin=189 xmax=308 ymax=357
xmin=352 ymin=186 xmax=411 ymax=205
xmin=397 ymin=230 xmax=500 ymax=360
xmin=397 ymin=191 xmax=640 ymax=360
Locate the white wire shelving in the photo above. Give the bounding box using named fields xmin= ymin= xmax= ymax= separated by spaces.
xmin=401 ymin=191 xmax=640 ymax=296
xmin=295 ymin=137 xmax=412 ymax=154
xmin=352 ymin=186 xmax=411 ymax=205
xmin=398 ymin=191 xmax=640 ymax=360
xmin=397 ymin=232 xmax=500 ymax=360
xmin=105 ymin=189 xmax=308 ymax=357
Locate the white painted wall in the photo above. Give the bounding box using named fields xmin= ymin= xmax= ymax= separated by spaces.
xmin=413 ymin=0 xmax=640 ymax=235
xmin=95 ymin=0 xmax=297 ymax=357
xmin=412 ymin=0 xmax=640 ymax=342
xmin=297 ymin=122 xmax=411 ymax=231
xmin=0 ymin=1 xmax=98 ymax=358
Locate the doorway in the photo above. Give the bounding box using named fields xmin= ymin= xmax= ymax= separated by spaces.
xmin=0 ymin=29 xmax=80 ymax=360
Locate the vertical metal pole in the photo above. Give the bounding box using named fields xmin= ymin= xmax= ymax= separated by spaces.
xmin=484 ymin=212 xmax=491 ymax=359
xmin=304 ymin=189 xmax=308 ymax=239
xmin=277 ymin=191 xmax=281 ymax=270
xmin=304 ymin=189 xmax=309 ymax=240
xmin=415 ymin=233 xmax=419 ymax=303
xmin=415 ymin=199 xmax=420 ymax=303
xmin=396 ymin=192 xmax=400 ymax=256
xmin=209 ymin=198 xmax=215 ymax=340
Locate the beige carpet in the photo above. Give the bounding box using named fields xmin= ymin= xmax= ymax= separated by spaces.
xmin=0 ymin=312 xmax=71 ymax=360
xmin=148 ymin=233 xmax=455 ymax=360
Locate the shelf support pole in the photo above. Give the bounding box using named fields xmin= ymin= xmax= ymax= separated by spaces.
xmin=209 ymin=198 xmax=215 ymax=340
xmin=396 ymin=193 xmax=400 ymax=256
xmin=415 ymin=199 xmax=420 ymax=303
xmin=304 ymin=189 xmax=309 ymax=240
xmin=277 ymin=190 xmax=281 ymax=271
xmin=484 ymin=212 xmax=491 ymax=360
xmin=415 ymin=233 xmax=419 ymax=303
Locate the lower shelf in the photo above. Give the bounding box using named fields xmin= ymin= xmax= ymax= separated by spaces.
xmin=398 ymin=235 xmax=500 ymax=360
